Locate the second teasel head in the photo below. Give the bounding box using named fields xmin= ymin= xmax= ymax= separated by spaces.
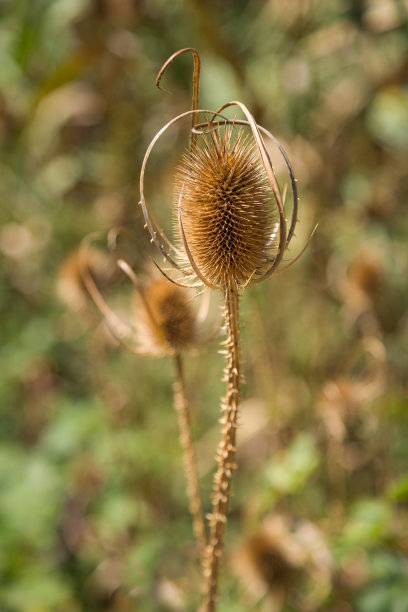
xmin=79 ymin=232 xmax=210 ymax=359
xmin=134 ymin=277 xmax=198 ymax=355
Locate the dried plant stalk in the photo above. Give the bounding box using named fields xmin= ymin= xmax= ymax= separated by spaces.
xmin=201 ymin=283 xmax=241 ymax=611
xmin=139 ymin=49 xmax=313 ymax=612
xmin=175 ymin=126 xmax=277 ymax=288
xmin=173 ymin=353 xmax=207 ymax=562
xmin=78 ymin=46 xmax=316 ymax=612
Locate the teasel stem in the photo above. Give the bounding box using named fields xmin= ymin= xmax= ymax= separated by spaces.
xmin=156 ymin=47 xmax=201 ymax=151
xmin=173 ymin=353 xmax=207 ymax=564
xmin=201 ymin=283 xmax=241 ymax=611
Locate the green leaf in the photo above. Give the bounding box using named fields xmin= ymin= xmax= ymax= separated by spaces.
xmin=387 ymin=474 xmax=408 ymax=502
xmin=264 ymin=433 xmax=320 ymax=496
xmin=366 ymin=88 xmax=408 ymax=152
xmin=340 ymin=499 xmax=392 ymax=550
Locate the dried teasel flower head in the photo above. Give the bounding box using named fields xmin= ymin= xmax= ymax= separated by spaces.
xmin=140 ymin=48 xmax=315 ymax=292
xmin=175 ymin=126 xmax=278 ymax=288
xmin=79 ymin=232 xmax=211 ymax=358
xmin=134 ymin=276 xmax=198 ymax=355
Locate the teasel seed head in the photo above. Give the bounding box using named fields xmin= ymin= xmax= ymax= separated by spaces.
xmin=139 ymin=49 xmax=317 ymax=294
xmin=78 ymin=232 xmax=213 ymax=358
xmin=135 ymin=278 xmax=197 ymax=354
xmin=140 ymin=104 xmax=311 ymax=293
xmin=175 ymin=126 xmax=278 ymax=289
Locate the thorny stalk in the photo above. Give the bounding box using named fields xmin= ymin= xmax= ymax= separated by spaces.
xmin=201 ymin=284 xmax=241 ymax=611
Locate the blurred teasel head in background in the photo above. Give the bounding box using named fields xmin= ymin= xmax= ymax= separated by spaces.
xmin=132 ymin=275 xmax=199 ymax=356
xmin=78 ymin=231 xmax=211 ymax=358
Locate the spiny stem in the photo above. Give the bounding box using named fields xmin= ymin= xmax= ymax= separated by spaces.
xmin=173 ymin=353 xmax=207 ymax=563
xmin=201 ymin=283 xmax=241 ymax=611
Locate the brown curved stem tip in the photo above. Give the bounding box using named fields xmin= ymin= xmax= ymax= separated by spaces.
xmin=173 ymin=354 xmax=207 ymax=563
xmin=156 ymin=47 xmax=201 ymax=150
xmin=201 ymin=284 xmax=241 ymax=611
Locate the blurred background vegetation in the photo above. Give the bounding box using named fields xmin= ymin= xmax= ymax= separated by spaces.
xmin=1 ymin=0 xmax=408 ymax=610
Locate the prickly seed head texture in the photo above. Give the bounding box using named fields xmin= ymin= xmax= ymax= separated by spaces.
xmin=175 ymin=127 xmax=278 ymax=288
xmin=143 ymin=280 xmax=196 ymax=351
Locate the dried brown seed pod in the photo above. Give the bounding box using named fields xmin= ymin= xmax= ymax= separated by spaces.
xmin=79 ymin=234 xmax=210 ymax=358
xmin=140 ymin=104 xmax=302 ymax=290
xmin=134 ymin=278 xmax=197 ymax=355
xmin=175 ymin=126 xmax=278 ymax=288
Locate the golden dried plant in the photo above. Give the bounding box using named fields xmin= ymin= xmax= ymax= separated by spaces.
xmin=140 ymin=48 xmax=314 ymax=611
xmin=174 ymin=126 xmax=277 ymax=288
xmin=135 ymin=278 xmax=198 ymax=355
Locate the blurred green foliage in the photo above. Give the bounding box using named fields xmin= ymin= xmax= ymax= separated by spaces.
xmin=1 ymin=0 xmax=408 ymax=610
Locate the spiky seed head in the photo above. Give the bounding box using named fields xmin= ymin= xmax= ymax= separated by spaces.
xmin=175 ymin=126 xmax=278 ymax=289
xmin=136 ymin=280 xmax=197 ymax=354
